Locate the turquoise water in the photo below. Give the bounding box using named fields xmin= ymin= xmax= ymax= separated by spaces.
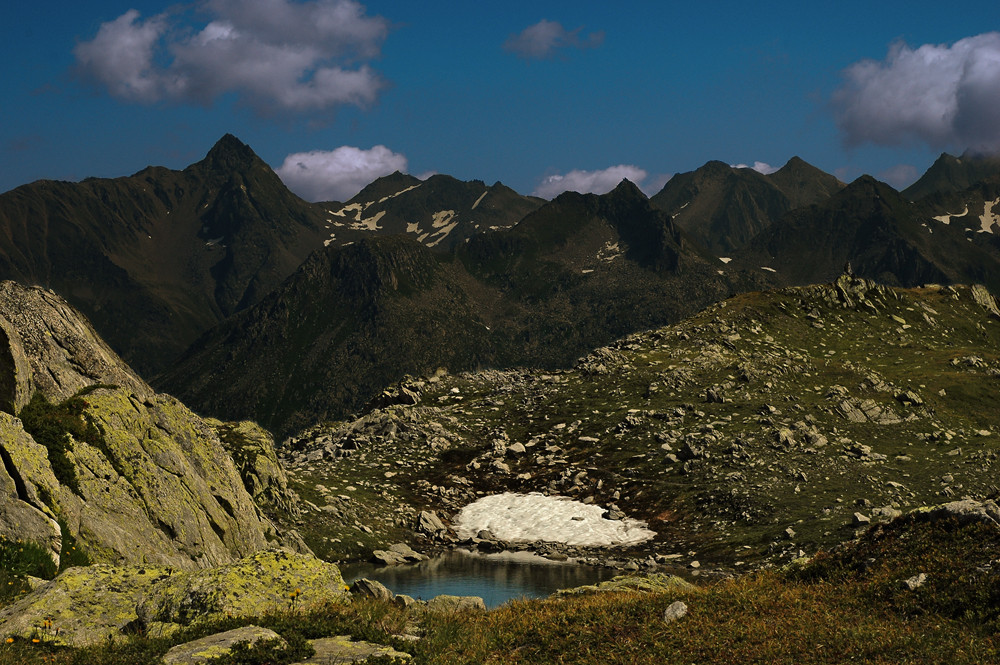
xmin=341 ymin=550 xmax=618 ymax=608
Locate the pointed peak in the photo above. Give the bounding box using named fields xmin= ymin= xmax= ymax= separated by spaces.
xmin=775 ymin=156 xmax=812 ymax=172
xmin=608 ymin=178 xmax=647 ymax=200
xmin=196 ymin=134 xmax=263 ymax=172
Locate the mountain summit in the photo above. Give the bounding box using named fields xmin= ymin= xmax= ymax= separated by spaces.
xmin=0 ymin=135 xmax=329 ymax=375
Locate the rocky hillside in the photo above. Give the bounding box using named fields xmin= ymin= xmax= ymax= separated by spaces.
xmin=161 ymin=181 xmax=771 ymax=436
xmin=0 ymin=135 xmax=329 ymax=375
xmin=0 ymin=281 xmax=302 ymax=569
xmin=277 ymin=273 xmax=1000 ymax=568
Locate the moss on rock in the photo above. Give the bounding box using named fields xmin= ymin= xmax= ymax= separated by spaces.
xmin=0 ymin=550 xmax=348 ymax=647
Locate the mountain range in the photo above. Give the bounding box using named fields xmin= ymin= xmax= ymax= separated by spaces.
xmin=3 ymin=135 xmax=1000 ymax=435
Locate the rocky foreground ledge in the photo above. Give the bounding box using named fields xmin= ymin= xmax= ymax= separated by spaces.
xmin=0 ymin=550 xmax=347 ymax=646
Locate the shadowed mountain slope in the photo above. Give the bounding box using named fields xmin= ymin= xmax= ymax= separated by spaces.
xmin=734 ymin=175 xmax=1000 ymax=293
xmin=161 ymin=181 xmax=769 ymax=435
xmin=649 ymin=157 xmax=843 ymax=255
xmin=903 ymin=152 xmax=1000 ymax=201
xmin=0 ymin=135 xmax=329 ymax=375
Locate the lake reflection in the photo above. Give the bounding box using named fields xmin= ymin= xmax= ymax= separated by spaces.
xmin=341 ymin=550 xmax=619 ymax=608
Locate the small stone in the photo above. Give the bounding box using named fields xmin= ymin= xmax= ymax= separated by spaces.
xmin=853 ymin=512 xmax=871 ymax=525
xmin=662 ymin=600 xmax=688 ymax=623
xmin=901 ymin=573 xmax=927 ymax=591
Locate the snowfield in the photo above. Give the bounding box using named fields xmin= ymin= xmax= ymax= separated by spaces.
xmin=453 ymin=493 xmax=655 ymax=547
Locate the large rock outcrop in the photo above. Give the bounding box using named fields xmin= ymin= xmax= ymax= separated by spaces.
xmin=0 ymin=281 xmax=300 ymax=569
xmin=0 ymin=550 xmax=347 ymax=646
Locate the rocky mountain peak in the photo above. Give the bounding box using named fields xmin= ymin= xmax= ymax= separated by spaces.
xmin=192 ymin=133 xmax=266 ymax=175
xmin=607 ymin=178 xmax=647 ymax=201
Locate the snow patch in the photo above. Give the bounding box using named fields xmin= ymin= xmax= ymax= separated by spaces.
xmin=581 ymin=269 xmax=594 ymax=274
xmin=979 ymin=198 xmax=1000 ymax=233
xmin=932 ymin=205 xmax=967 ymax=225
xmin=471 ymin=190 xmax=488 ymax=210
xmin=331 ymin=203 xmax=363 ymax=218
xmin=598 ymin=241 xmax=621 ymax=262
xmin=761 ymin=266 xmax=777 ymax=273
xmin=454 ymin=493 xmax=655 ymax=547
xmin=349 ymin=210 xmax=386 ymax=231
xmin=431 ymin=210 xmax=457 ymax=228
xmin=378 ymin=183 xmax=421 ymax=204
xmin=426 ymin=222 xmax=459 ymax=248
xmin=406 ymin=222 xmax=421 ymax=234
xmin=719 ymin=257 xmax=732 ymax=264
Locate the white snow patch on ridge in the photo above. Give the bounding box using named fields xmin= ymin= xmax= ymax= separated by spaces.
xmin=471 ymin=190 xmax=488 ymax=210
xmin=431 ymin=210 xmax=457 ymax=228
xmin=454 ymin=493 xmax=655 ymax=547
xmin=979 ymin=198 xmax=1000 ymax=233
xmin=378 ymin=183 xmax=421 ymax=204
xmin=932 ymin=205 xmax=967 ymax=225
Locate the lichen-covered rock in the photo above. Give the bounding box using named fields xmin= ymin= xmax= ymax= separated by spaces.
xmin=0 ymin=563 xmax=174 ymax=646
xmin=47 ymin=388 xmax=277 ymax=568
xmin=0 ymin=283 xmax=294 ymax=569
xmin=137 ymin=550 xmax=348 ymax=628
xmin=0 ymin=282 xmax=151 ymax=404
xmin=0 ymin=413 xmax=62 ymax=563
xmin=911 ymin=499 xmax=1000 ymax=526
xmin=209 ymin=419 xmax=300 ymax=515
xmin=163 ymin=625 xmax=285 ymax=665
xmin=553 ymin=572 xmax=697 ymax=597
xmin=425 ymin=595 xmax=486 ymax=612
xmin=0 ymin=316 xmax=32 ymax=415
xmin=0 ymin=550 xmax=348 ymax=647
xmin=302 ymin=636 xmax=412 ymax=663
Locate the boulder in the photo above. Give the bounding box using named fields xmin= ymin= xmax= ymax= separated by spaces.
xmin=912 ymin=499 xmax=1000 ymax=526
xmin=388 ymin=542 xmax=427 ymax=562
xmin=0 ymin=284 xmax=289 ymax=568
xmin=970 ymin=284 xmax=1000 ymax=319
xmin=302 ymin=636 xmax=411 ymax=663
xmin=372 ymin=550 xmax=408 ymax=566
xmin=137 ymin=550 xmax=347 ymax=628
xmin=210 ymin=419 xmax=301 ymax=515
xmin=426 ymin=595 xmax=486 ymax=612
xmin=0 ymin=550 xmax=348 ymax=646
xmin=0 ymin=316 xmax=32 ymax=415
xmin=350 ymin=578 xmax=394 ymax=602
xmin=0 ymin=413 xmax=63 ymax=564
xmin=0 ymin=282 xmax=151 ymax=405
xmin=417 ymin=510 xmax=446 ymax=534
xmin=554 ymin=573 xmax=697 ymax=597
xmin=163 ymin=625 xmax=285 ymax=665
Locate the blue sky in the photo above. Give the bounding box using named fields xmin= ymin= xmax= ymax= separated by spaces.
xmin=2 ymin=1 xmax=999 ymax=201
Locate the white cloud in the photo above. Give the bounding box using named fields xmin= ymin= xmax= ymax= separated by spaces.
xmin=877 ymin=164 xmax=920 ymax=190
xmin=533 ymin=165 xmax=648 ymax=199
xmin=73 ymin=10 xmax=170 ymax=103
xmin=503 ymin=19 xmax=604 ymax=59
xmin=275 ymin=145 xmax=407 ymax=202
xmin=832 ymin=32 xmax=1000 ymax=153
xmin=74 ymin=0 xmax=388 ymax=115
xmin=731 ymin=161 xmax=778 ymax=175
